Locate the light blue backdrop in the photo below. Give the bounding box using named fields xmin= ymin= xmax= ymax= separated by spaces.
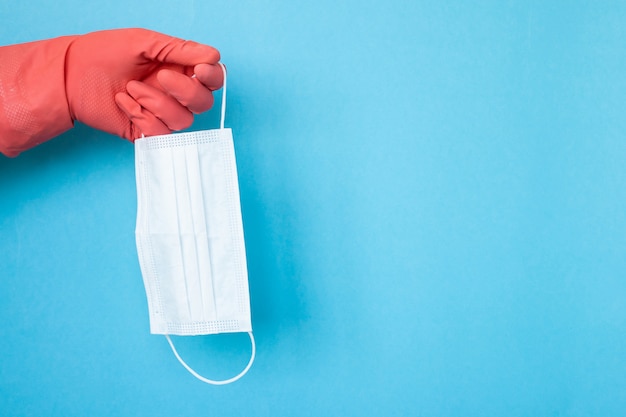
xmin=2 ymin=1 xmax=626 ymax=416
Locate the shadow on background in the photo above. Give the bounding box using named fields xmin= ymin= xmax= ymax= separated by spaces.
xmin=228 ymin=73 xmax=313 ymax=337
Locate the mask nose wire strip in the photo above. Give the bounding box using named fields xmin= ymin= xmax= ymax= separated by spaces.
xmin=165 ymin=332 xmax=256 ymax=385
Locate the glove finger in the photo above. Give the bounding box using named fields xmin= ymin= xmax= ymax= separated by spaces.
xmin=193 ymin=63 xmax=224 ymax=90
xmin=126 ymin=80 xmax=194 ymax=131
xmin=157 ymin=69 xmax=215 ymax=114
xmin=114 ymin=92 xmax=172 ymax=139
xmin=142 ymin=29 xmax=220 ymax=65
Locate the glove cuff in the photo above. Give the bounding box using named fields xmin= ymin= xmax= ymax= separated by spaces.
xmin=0 ymin=35 xmax=77 ymax=157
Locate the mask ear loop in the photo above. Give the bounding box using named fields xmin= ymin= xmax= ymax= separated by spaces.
xmin=191 ymin=61 xmax=226 ymax=129
xmin=218 ymin=62 xmax=227 ymax=130
xmin=165 ymin=332 xmax=256 ymax=385
xmin=163 ymin=63 xmax=255 ymax=385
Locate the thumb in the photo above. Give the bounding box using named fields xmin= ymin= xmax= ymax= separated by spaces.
xmin=140 ymin=29 xmax=220 ymax=66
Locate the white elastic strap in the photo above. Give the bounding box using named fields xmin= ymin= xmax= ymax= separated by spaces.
xmin=165 ymin=332 xmax=256 ymax=385
xmin=218 ymin=62 xmax=227 ymax=129
xmin=190 ymin=62 xmax=226 ymax=128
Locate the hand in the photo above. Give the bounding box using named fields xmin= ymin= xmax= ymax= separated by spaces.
xmin=0 ymin=28 xmax=224 ymax=157
xmin=66 ymin=28 xmax=224 ymax=140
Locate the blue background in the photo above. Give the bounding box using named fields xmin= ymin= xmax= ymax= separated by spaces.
xmin=2 ymin=1 xmax=626 ymax=416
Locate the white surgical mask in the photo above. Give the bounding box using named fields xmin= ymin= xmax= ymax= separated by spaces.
xmin=134 ymin=63 xmax=254 ymax=385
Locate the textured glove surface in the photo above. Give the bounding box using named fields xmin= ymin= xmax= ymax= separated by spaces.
xmin=0 ymin=36 xmax=75 ymax=157
xmin=67 ymin=28 xmax=223 ymax=141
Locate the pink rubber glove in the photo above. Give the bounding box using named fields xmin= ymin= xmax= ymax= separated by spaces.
xmin=0 ymin=28 xmax=223 ymax=157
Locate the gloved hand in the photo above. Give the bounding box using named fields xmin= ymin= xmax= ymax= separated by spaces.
xmin=0 ymin=28 xmax=223 ymax=157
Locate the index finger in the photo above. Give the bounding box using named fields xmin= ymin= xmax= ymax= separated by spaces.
xmin=141 ymin=29 xmax=220 ymax=65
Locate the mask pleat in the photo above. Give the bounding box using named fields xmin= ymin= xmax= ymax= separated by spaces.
xmin=185 ymin=142 xmax=218 ymax=323
xmin=171 ymin=147 xmax=196 ymax=322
